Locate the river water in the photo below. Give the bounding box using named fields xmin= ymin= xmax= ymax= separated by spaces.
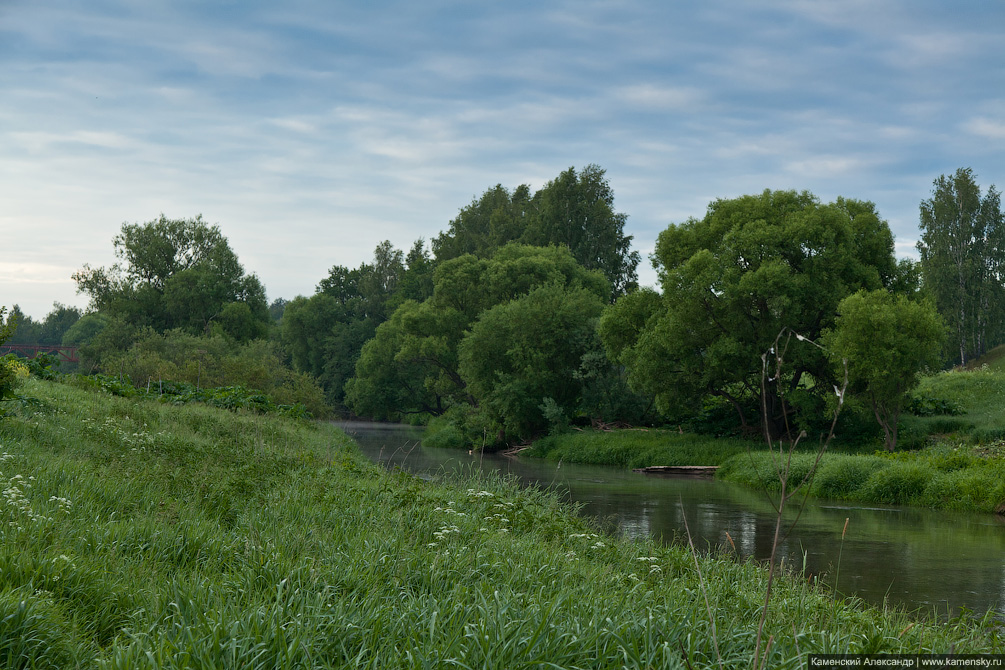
xmin=340 ymin=421 xmax=1005 ymax=621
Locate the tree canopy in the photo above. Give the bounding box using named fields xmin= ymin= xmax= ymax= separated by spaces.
xmin=346 ymin=243 xmax=609 ymax=432
xmin=917 ymin=168 xmax=1004 ymax=365
xmin=825 ymin=290 xmax=945 ymax=450
xmin=602 ymin=190 xmax=901 ymax=436
xmin=281 ymin=240 xmax=433 ymax=411
xmin=433 ymin=165 xmax=639 ymax=297
xmin=73 ymin=215 xmax=269 ymax=341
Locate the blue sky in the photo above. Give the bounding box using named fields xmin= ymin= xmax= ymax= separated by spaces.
xmin=3 ymin=0 xmax=1003 ymax=319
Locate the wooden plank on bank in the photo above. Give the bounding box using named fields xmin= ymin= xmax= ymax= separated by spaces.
xmin=632 ymin=465 xmax=719 ymax=477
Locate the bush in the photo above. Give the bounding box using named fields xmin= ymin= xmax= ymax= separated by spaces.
xmin=905 ymin=393 xmax=964 ymax=417
xmin=0 ymin=354 xmax=30 ymax=401
xmin=811 ymin=455 xmax=887 ymax=499
xmin=716 ymin=451 xmax=820 ymax=493
xmin=921 ymin=466 xmax=1005 ymax=512
xmin=857 ymin=462 xmax=932 ymax=505
xmin=93 ymin=331 xmax=331 ymax=417
xmin=423 ymin=405 xmax=502 ymax=450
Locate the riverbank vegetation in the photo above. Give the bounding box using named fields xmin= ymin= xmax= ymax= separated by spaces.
xmin=3 ymin=166 xmax=1002 ymax=459
xmin=0 ymin=378 xmax=998 ymax=667
xmin=529 ymin=364 xmax=1005 ymax=514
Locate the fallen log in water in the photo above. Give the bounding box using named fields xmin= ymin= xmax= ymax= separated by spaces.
xmin=632 ymin=465 xmax=719 ymax=478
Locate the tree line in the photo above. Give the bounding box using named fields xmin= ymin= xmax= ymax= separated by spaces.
xmin=4 ymin=165 xmax=1001 ymax=449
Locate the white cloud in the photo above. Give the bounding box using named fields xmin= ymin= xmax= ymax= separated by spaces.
xmin=615 ymin=84 xmax=704 ymax=111
xmin=964 ymin=117 xmax=1005 ymax=140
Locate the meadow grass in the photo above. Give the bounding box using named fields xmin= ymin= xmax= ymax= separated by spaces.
xmin=0 ymin=378 xmax=999 ymax=668
xmin=902 ymin=365 xmax=1005 ymax=444
xmin=528 ymin=429 xmax=747 ymax=468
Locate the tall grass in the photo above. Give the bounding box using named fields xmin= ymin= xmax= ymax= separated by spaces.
xmin=0 ymin=378 xmax=997 ymax=667
xmin=529 ymin=429 xmax=747 ymax=468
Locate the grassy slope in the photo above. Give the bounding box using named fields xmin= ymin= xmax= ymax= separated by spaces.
xmin=0 ymin=378 xmax=998 ymax=668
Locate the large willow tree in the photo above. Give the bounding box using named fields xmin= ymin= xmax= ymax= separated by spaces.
xmin=917 ymin=168 xmax=1005 ymax=365
xmin=601 ymin=190 xmax=902 ymax=437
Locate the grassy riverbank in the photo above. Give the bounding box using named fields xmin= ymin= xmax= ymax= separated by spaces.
xmin=529 ymin=367 xmax=1005 ymax=515
xmin=0 ymin=378 xmax=999 ymax=667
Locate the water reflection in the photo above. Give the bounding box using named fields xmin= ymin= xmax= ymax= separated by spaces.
xmin=339 ymin=421 xmax=1005 ymax=620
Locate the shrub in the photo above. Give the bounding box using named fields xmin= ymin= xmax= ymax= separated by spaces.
xmin=857 ymin=462 xmax=932 ymax=505
xmin=812 ymin=455 xmax=887 ymax=499
xmin=921 ymin=467 xmax=1005 ymax=512
xmin=0 ymin=354 xmax=30 ymax=401
xmin=717 ymin=452 xmax=820 ymax=493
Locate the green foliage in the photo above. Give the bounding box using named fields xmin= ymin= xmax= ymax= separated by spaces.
xmin=91 ymin=329 xmax=329 ymax=417
xmin=0 ymin=378 xmax=991 ymax=666
xmin=24 ymin=352 xmax=61 ymax=380
xmin=825 ymin=290 xmax=946 ymax=450
xmin=811 ymin=455 xmax=888 ymax=499
xmin=905 ymin=393 xmax=964 ymax=417
xmin=0 ymin=309 xmax=27 ymax=403
xmin=347 ymin=243 xmax=609 ymax=430
xmin=528 ymin=429 xmax=747 ymax=469
xmin=434 ymin=165 xmax=640 ymax=297
xmin=73 ymin=214 xmax=269 ymax=340
xmin=5 ymin=303 xmax=82 ymax=346
xmin=606 ymin=190 xmax=900 ymax=437
xmin=857 ymin=462 xmax=933 ymax=505
xmin=0 ymin=307 xmax=16 ymax=347
xmin=61 ymin=312 xmax=110 ymax=347
xmin=281 ymin=240 xmax=429 ymax=411
xmin=423 ymin=404 xmax=501 ymax=450
xmin=716 ymin=452 xmax=822 ymax=494
xmin=0 ymin=355 xmax=29 ymax=402
xmin=459 ymin=283 xmax=605 ymax=439
xmin=917 ymin=168 xmax=1005 ymax=365
xmin=71 ymin=374 xmax=312 ymax=418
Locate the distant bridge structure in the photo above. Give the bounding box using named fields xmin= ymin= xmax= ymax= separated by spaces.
xmin=0 ymin=344 xmax=79 ymax=363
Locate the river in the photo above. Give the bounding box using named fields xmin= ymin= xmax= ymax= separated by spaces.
xmin=340 ymin=421 xmax=1005 ymax=621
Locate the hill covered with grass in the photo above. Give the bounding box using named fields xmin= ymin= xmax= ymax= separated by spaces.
xmin=0 ymin=378 xmax=998 ymax=668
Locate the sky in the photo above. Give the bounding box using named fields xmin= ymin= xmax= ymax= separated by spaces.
xmin=2 ymin=1 xmax=1003 ymax=320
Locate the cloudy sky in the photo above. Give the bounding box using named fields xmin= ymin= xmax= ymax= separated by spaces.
xmin=2 ymin=1 xmax=1003 ymax=319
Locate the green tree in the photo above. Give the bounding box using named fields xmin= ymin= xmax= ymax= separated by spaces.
xmin=433 ymin=185 xmax=533 ymax=262
xmin=6 ymin=305 xmax=41 ymax=344
xmin=62 ymin=313 xmax=111 ymax=347
xmin=346 ymin=244 xmax=609 ymax=424
xmin=38 ymin=303 xmax=82 ymax=345
xmin=825 ymin=290 xmax=946 ymax=450
xmin=343 ymin=301 xmax=449 ymax=419
xmin=458 ymin=283 xmax=606 ymax=438
xmin=524 ymin=165 xmax=640 ymax=296
xmin=917 ymin=168 xmax=1005 ymax=365
xmin=433 ymin=165 xmax=639 ymax=298
xmin=73 ymin=214 xmax=269 ymax=340
xmin=281 ymin=240 xmax=409 ymax=411
xmin=0 ymin=307 xmax=27 ymax=401
xmin=605 ymin=190 xmax=900 ymax=437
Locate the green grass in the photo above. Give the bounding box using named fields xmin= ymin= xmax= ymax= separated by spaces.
xmin=967 ymin=344 xmax=1005 ymax=372
xmin=0 ymin=378 xmax=998 ymax=668
xmin=528 ymin=429 xmax=747 ymax=468
xmin=716 ymin=448 xmax=1005 ymax=512
xmin=529 ymin=365 xmax=1005 ymax=513
xmin=900 ymin=366 xmax=1005 ymax=445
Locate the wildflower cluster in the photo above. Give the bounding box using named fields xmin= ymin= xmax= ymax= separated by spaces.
xmin=481 ymin=500 xmax=514 ymax=533
xmin=568 ymin=532 xmax=606 ymax=550
xmin=635 ymin=556 xmax=662 ymax=575
xmin=82 ymin=416 xmax=162 ymax=452
xmin=0 ymin=449 xmax=72 ymax=531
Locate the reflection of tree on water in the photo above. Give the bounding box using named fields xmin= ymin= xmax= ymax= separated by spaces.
xmin=343 ymin=422 xmax=1005 ymax=621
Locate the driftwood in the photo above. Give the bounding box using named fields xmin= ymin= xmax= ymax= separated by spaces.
xmin=632 ymin=465 xmax=719 ymax=478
